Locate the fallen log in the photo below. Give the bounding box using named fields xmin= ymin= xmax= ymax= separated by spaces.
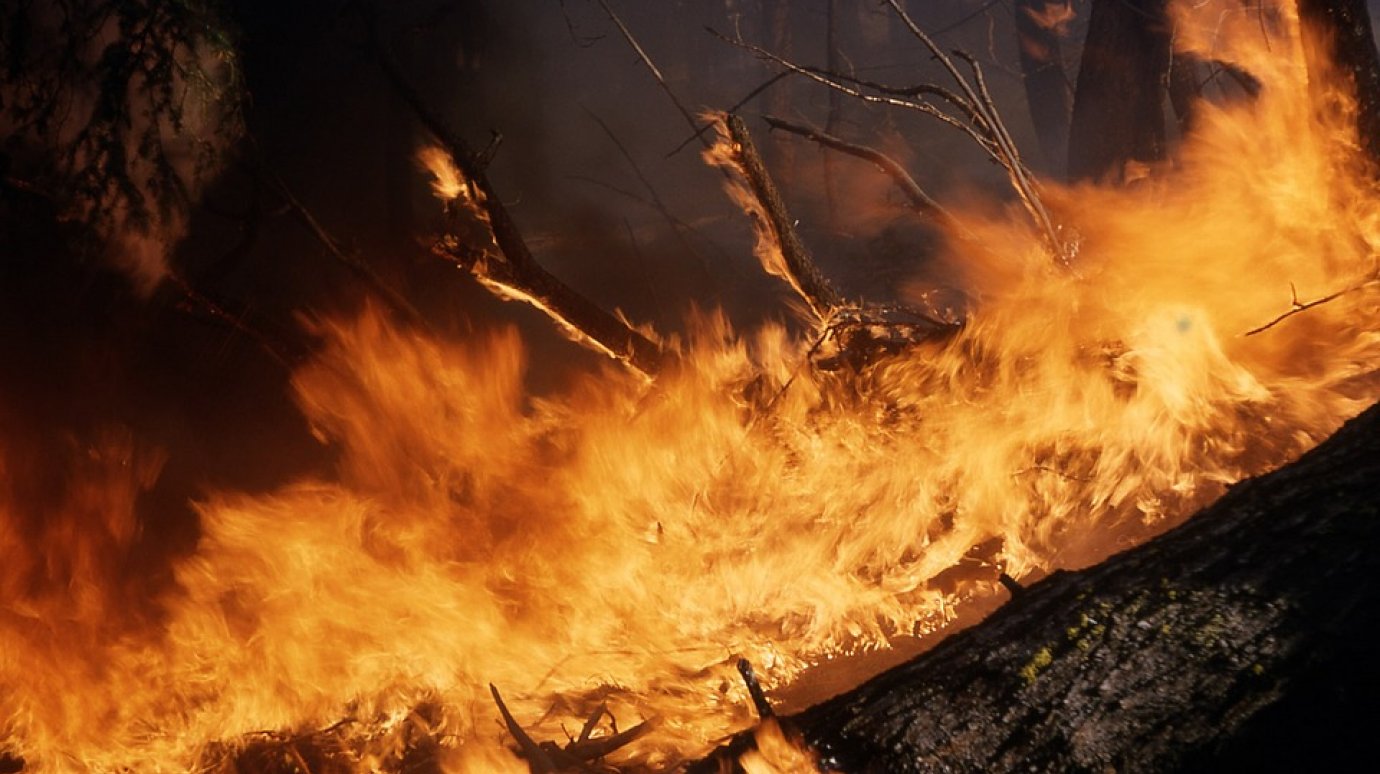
xmin=694 ymin=399 xmax=1380 ymax=772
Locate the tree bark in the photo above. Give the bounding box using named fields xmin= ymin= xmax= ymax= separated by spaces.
xmin=696 ymin=400 xmax=1380 ymax=772
xmin=1297 ymin=0 xmax=1380 ymax=164
xmin=1067 ymin=0 xmax=1171 ymax=182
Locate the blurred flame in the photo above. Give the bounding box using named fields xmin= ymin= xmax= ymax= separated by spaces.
xmin=6 ymin=1 xmax=1380 ymax=771
xmin=418 ymin=145 xmax=466 ymax=201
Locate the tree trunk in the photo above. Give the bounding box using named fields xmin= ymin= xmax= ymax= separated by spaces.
xmin=1014 ymin=0 xmax=1073 ymax=175
xmin=1067 ymin=0 xmax=1171 ymax=182
xmin=696 ymin=400 xmax=1380 ymax=772
xmin=1297 ymin=0 xmax=1380 ymax=164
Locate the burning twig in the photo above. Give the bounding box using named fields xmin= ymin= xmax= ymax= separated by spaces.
xmin=762 ymin=114 xmax=963 ymax=231
xmin=1244 ymin=278 xmax=1378 ymax=336
xmin=365 ymin=13 xmax=671 ymax=377
xmin=998 ymin=572 xmax=1026 ymax=597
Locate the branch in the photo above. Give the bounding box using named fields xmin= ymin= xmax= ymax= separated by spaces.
xmin=762 ymin=114 xmax=963 ymax=231
xmin=265 ymin=170 xmax=430 ymax=330
xmin=707 ymin=27 xmax=996 ymax=155
xmin=1243 ymin=279 xmax=1376 ymax=336
xmin=878 ymin=0 xmax=1069 ymax=263
xmin=716 ymin=114 xmax=842 ymax=323
xmin=366 ymin=17 xmax=670 ymax=377
xmin=595 ymin=0 xmax=707 ymax=150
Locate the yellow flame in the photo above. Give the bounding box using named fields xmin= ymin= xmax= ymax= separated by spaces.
xmin=417 ymin=145 xmax=466 ymax=201
xmin=5 ymin=1 xmax=1380 ymax=770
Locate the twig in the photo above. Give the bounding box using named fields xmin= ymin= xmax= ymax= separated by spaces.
xmin=707 ymin=27 xmax=995 ymax=154
xmin=265 ymin=170 xmax=430 ymax=329
xmin=595 ymin=0 xmax=706 ymax=147
xmin=669 ymin=71 xmax=792 ymax=157
xmin=762 ymin=114 xmax=963 ymax=231
xmin=883 ymin=0 xmax=1068 ymax=263
xmin=165 ymin=272 xmax=298 ymax=371
xmin=1244 ymin=279 xmax=1375 ymax=336
xmin=582 ymin=106 xmax=713 ymax=276
xmin=998 ymin=572 xmax=1026 ymax=597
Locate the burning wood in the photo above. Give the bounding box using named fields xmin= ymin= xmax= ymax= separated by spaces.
xmin=3 ymin=1 xmax=1380 ymax=772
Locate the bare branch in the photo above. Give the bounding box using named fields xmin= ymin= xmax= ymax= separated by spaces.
xmin=762 ymin=114 xmax=963 ymax=231
xmin=1244 ymin=278 xmax=1376 ymax=336
xmin=707 ymin=27 xmax=997 ymax=156
xmin=582 ymin=106 xmax=715 ymax=275
xmin=595 ymin=0 xmax=707 ymax=149
xmin=266 ymin=170 xmax=430 ymax=330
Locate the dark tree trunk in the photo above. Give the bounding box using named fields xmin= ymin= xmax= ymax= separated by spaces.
xmin=1297 ymin=0 xmax=1380 ymax=163
xmin=1067 ymin=0 xmax=1171 ymax=182
xmin=696 ymin=400 xmax=1380 ymax=772
xmin=1015 ymin=0 xmax=1073 ymax=175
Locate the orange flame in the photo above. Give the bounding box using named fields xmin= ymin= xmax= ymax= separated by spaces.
xmin=4 ymin=1 xmax=1380 ymax=770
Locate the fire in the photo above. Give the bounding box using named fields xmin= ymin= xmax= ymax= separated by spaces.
xmin=4 ymin=1 xmax=1380 ymax=770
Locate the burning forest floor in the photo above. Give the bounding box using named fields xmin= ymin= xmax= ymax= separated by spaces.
xmin=4 ymin=1 xmax=1380 ymax=772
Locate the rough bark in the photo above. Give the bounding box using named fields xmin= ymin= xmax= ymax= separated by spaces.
xmin=696 ymin=400 xmax=1380 ymax=772
xmin=1014 ymin=0 xmax=1073 ymax=175
xmin=1067 ymin=0 xmax=1171 ymax=182
xmin=1297 ymin=0 xmax=1380 ymax=164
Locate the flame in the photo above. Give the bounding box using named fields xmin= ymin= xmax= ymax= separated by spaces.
xmin=5 ymin=1 xmax=1380 ymax=770
xmin=418 ymin=145 xmax=467 ymax=201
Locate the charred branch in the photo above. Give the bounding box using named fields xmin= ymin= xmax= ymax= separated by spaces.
xmin=490 ymin=684 xmax=655 ymax=773
xmin=1243 ymin=278 xmax=1378 ymax=336
xmin=594 ymin=0 xmax=707 ymax=150
xmin=719 ymin=114 xmax=843 ymax=323
xmin=695 ymin=401 xmax=1380 ymax=772
xmin=366 ymin=17 xmax=670 ymax=377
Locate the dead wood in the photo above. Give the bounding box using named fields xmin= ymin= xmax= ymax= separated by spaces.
xmin=718 ymin=114 xmax=843 ymax=323
xmin=692 ymin=399 xmax=1380 ymax=772
xmin=366 ymin=18 xmax=670 ymax=377
xmin=265 ymin=170 xmax=429 ymax=331
xmin=489 ymin=684 xmax=655 ymax=773
xmin=1243 ymin=277 xmax=1378 ymax=336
